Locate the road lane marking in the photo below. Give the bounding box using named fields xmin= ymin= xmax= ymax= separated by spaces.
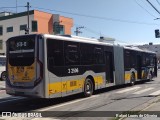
xmin=0 ymin=97 xmax=25 ymax=104
xmin=149 ymin=90 xmax=160 ymax=96
xmin=116 ymin=86 xmax=141 ymax=93
xmin=133 ymin=88 xmax=154 ymax=94
xmin=38 ymin=95 xmax=100 ymax=111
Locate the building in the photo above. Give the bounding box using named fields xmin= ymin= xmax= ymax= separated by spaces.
xmin=0 ymin=10 xmax=73 ymax=54
xmin=0 ymin=11 xmax=13 ymax=17
xmin=138 ymin=42 xmax=160 ymax=61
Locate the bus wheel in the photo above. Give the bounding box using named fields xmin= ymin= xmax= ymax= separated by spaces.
xmin=84 ymin=78 xmax=93 ymax=97
xmin=130 ymin=73 xmax=135 ymax=86
xmin=1 ymin=71 xmax=6 ymax=81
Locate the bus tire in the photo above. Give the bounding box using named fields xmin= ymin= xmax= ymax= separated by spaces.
xmin=130 ymin=73 xmax=135 ymax=86
xmin=1 ymin=71 xmax=6 ymax=81
xmin=84 ymin=78 xmax=93 ymax=97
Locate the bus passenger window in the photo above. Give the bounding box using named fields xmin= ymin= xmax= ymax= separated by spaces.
xmin=47 ymin=39 xmax=64 ymax=67
xmin=64 ymin=41 xmax=80 ymax=65
xmin=150 ymin=57 xmax=154 ymax=66
xmin=94 ymin=47 xmax=104 ymax=64
xmin=146 ymin=57 xmax=150 ymax=66
xmin=80 ymin=43 xmax=94 ymax=65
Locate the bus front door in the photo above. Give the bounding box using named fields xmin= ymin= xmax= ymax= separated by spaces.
xmin=105 ymin=52 xmax=114 ymax=83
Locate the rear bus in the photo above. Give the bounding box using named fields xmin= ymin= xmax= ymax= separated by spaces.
xmin=6 ymin=34 xmax=45 ymax=98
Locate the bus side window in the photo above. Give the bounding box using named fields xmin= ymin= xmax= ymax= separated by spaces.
xmin=142 ymin=54 xmax=146 ymax=67
xmin=64 ymin=41 xmax=80 ymax=66
xmin=146 ymin=57 xmax=150 ymax=66
xmin=80 ymin=43 xmax=94 ymax=65
xmin=47 ymin=39 xmax=64 ymax=67
xmin=94 ymin=47 xmax=104 ymax=64
xmin=130 ymin=51 xmax=136 ymax=68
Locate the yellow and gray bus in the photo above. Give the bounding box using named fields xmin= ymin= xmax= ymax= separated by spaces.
xmin=6 ymin=34 xmax=157 ymax=98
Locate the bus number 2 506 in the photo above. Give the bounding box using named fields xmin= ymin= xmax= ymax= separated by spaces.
xmin=68 ymin=68 xmax=79 ymax=74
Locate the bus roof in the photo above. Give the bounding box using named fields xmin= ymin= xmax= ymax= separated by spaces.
xmin=124 ymin=45 xmax=155 ymax=54
xmin=44 ymin=34 xmax=156 ymax=53
xmin=8 ymin=34 xmax=156 ymax=54
xmin=44 ymin=34 xmax=116 ymax=47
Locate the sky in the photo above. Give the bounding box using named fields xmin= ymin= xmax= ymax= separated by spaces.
xmin=1 ymin=0 xmax=160 ymax=45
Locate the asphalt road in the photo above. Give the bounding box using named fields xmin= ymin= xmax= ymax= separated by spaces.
xmin=0 ymin=71 xmax=160 ymax=120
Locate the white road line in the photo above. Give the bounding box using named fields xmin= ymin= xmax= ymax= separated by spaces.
xmin=116 ymin=86 xmax=141 ymax=94
xmin=38 ymin=95 xmax=100 ymax=111
xmin=133 ymin=88 xmax=154 ymax=94
xmin=149 ymin=90 xmax=160 ymax=96
xmin=0 ymin=97 xmax=24 ymax=104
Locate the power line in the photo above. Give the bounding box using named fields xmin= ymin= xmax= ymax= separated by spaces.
xmin=0 ymin=6 xmax=24 ymax=9
xmin=156 ymin=0 xmax=160 ymax=6
xmin=0 ymin=7 xmax=16 ymax=9
xmin=146 ymin=0 xmax=160 ymax=15
xmin=40 ymin=17 xmax=132 ymax=44
xmin=83 ymin=27 xmax=100 ymax=36
xmin=67 ymin=22 xmax=101 ymax=36
xmin=32 ymin=6 xmax=160 ymax=26
xmin=73 ymin=24 xmax=130 ymax=44
xmin=134 ymin=0 xmax=157 ymax=18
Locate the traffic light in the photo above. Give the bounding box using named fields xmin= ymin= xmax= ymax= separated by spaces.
xmin=155 ymin=29 xmax=160 ymax=38
xmin=25 ymin=28 xmax=29 ymax=34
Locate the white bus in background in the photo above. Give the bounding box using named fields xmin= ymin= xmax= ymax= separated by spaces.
xmin=0 ymin=55 xmax=6 ymax=80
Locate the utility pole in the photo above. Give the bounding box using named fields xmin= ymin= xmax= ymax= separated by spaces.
xmin=16 ymin=0 xmax=17 ymax=13
xmin=74 ymin=26 xmax=84 ymax=36
xmin=25 ymin=2 xmax=30 ymax=34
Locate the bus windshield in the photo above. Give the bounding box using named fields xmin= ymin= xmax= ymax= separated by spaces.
xmin=8 ymin=35 xmax=35 ymax=66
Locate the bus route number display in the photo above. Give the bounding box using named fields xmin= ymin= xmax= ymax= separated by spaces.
xmin=68 ymin=68 xmax=79 ymax=74
xmin=16 ymin=42 xmax=27 ymax=48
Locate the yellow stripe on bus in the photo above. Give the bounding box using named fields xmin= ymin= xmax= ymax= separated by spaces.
xmin=125 ymin=73 xmax=131 ymax=81
xmin=94 ymin=76 xmax=103 ymax=85
xmin=48 ymin=79 xmax=85 ymax=95
xmin=48 ymin=76 xmax=104 ymax=95
xmin=125 ymin=73 xmax=138 ymax=81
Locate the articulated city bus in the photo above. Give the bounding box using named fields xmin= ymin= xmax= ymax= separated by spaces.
xmin=6 ymin=34 xmax=157 ymax=98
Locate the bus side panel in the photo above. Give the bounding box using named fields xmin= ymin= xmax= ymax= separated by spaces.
xmin=48 ymin=72 xmax=62 ymax=98
xmin=114 ymin=46 xmax=125 ymax=85
xmin=61 ymin=75 xmax=83 ymax=97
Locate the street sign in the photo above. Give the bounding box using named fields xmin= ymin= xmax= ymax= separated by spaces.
xmin=155 ymin=29 xmax=160 ymax=38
